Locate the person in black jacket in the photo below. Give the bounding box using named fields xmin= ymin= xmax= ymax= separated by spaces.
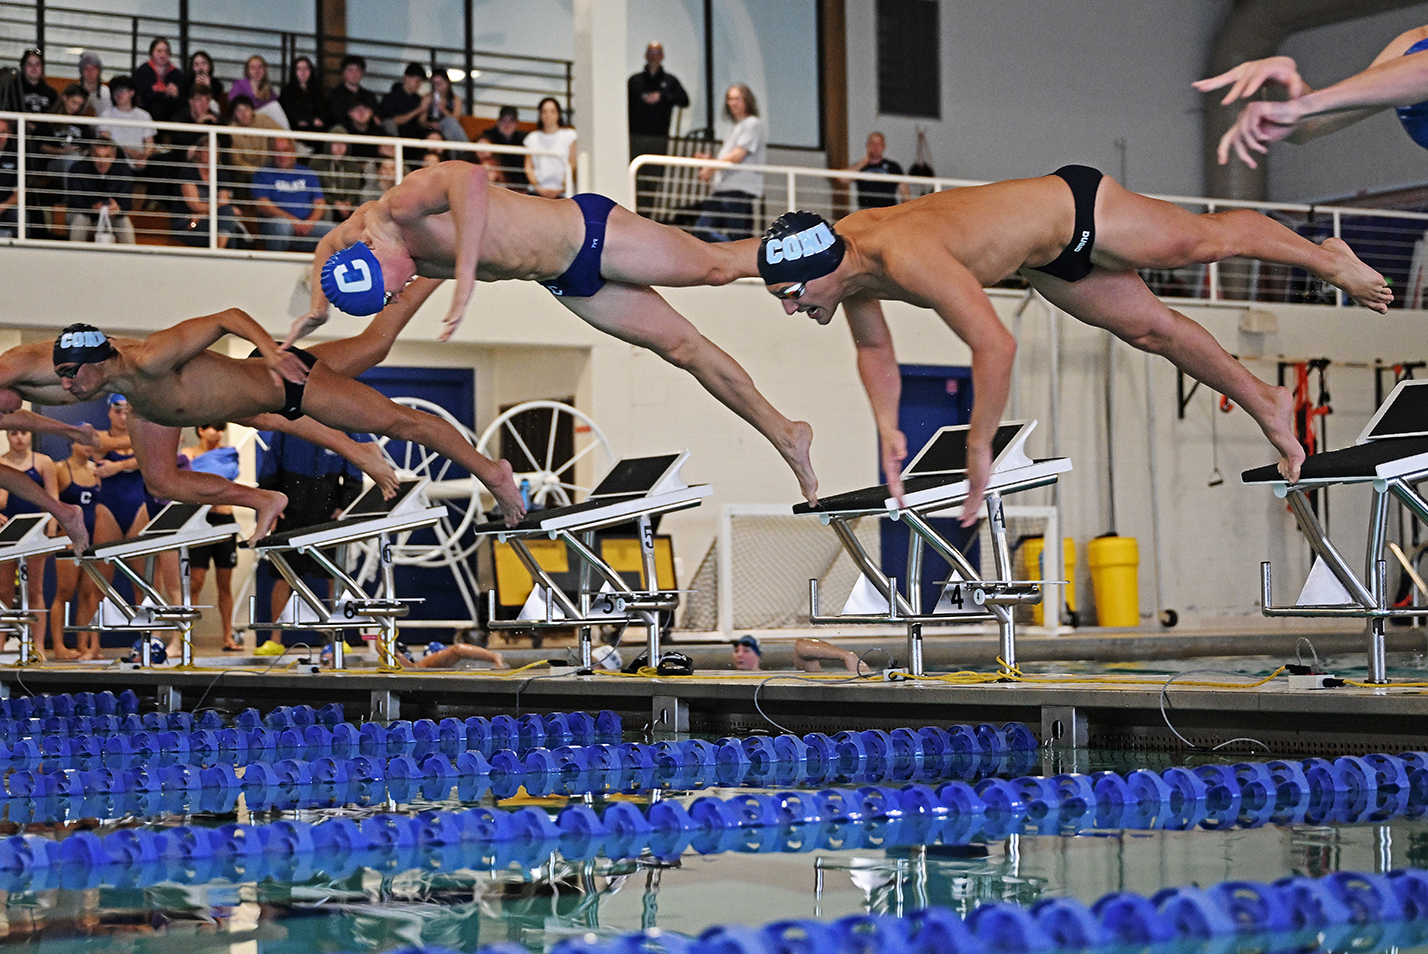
xmin=66 ymin=136 xmax=136 ymax=243
xmin=627 ymin=42 xmax=689 ymax=217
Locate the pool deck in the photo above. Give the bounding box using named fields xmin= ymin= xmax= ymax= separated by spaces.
xmin=4 ymin=627 xmax=1427 ymax=756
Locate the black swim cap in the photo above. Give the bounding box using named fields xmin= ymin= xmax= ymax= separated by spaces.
xmin=54 ymin=323 xmax=114 ymax=369
xmin=758 ymin=210 xmax=846 ymax=286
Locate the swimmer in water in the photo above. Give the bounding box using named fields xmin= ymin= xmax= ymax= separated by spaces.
xmin=754 ymin=173 xmax=1390 ymax=522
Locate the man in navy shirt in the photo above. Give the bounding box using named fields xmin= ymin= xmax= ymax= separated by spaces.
xmin=847 ymin=132 xmax=909 ymax=210
xmin=251 ymin=138 xmax=333 ymax=252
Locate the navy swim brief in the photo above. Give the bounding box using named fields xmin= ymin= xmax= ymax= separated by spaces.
xmin=541 ymin=193 xmax=618 ymax=298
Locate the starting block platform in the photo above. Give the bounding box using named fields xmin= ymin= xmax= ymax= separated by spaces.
xmin=474 ymin=452 xmax=710 ymax=671
xmin=794 ymin=421 xmax=1071 ymax=675
xmin=254 ymin=478 xmax=445 ymax=672
xmin=1244 ymin=378 xmax=1428 ymax=684
xmin=0 ymin=513 xmax=75 ymax=665
xmin=79 ymin=503 xmax=240 ymax=668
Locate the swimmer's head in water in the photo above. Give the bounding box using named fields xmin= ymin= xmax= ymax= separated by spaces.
xmin=321 ymin=241 xmax=389 ymax=316
xmin=53 ymin=323 xmax=115 ymax=376
xmin=758 ymin=211 xmax=845 ymax=286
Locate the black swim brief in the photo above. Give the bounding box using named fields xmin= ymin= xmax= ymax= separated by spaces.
xmin=1028 ymin=164 xmax=1104 ymax=283
xmin=541 ymin=193 xmax=618 ymax=298
xmin=249 ymin=346 xmax=319 ymax=421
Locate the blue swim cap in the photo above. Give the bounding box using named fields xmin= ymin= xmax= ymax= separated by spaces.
xmin=320 ymin=241 xmax=387 ymax=316
xmin=1397 ymin=38 xmax=1428 ymax=149
xmin=107 ymin=393 xmax=128 ymax=406
xmin=758 ymin=210 xmax=846 ymax=286
xmin=426 ymin=641 xmax=445 ymax=656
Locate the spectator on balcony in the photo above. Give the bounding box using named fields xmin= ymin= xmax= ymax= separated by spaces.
xmin=176 ymin=144 xmax=245 ymax=249
xmin=252 ymin=138 xmax=332 ymax=252
xmin=327 ymin=54 xmax=376 ymax=131
xmin=0 ymin=118 xmax=19 ymax=238
xmin=308 ymin=131 xmax=365 ymax=222
xmin=419 ymin=131 xmax=449 ymax=168
xmin=524 ymin=97 xmax=576 ymax=199
xmin=421 ymin=69 xmax=468 ymax=143
xmin=18 ymin=48 xmax=57 ymax=117
xmin=40 ymin=84 xmax=90 ymax=183
xmin=628 ymin=41 xmax=689 ymax=160
xmin=166 ymin=83 xmax=224 ymax=161
xmin=133 ymin=37 xmax=183 ymax=123
xmin=67 ymin=136 xmax=135 ymax=245
xmin=279 ymin=55 xmax=326 ymax=135
xmin=77 ymin=52 xmax=110 ymax=116
xmin=229 ymin=54 xmax=276 ymax=111
xmin=476 ymin=105 xmax=526 ymax=187
xmin=381 ymin=62 xmax=431 ymax=142
xmin=343 ymin=99 xmax=390 ymax=161
xmin=98 ymin=76 xmax=157 ymax=175
xmin=692 ymin=83 xmax=765 ymax=242
xmin=226 ymin=94 xmax=283 ymax=180
xmin=845 ymin=132 xmax=909 ymax=210
xmin=182 ymin=51 xmax=224 ymax=117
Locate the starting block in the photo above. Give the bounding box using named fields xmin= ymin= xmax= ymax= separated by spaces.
xmin=475 ymin=452 xmax=710 ymax=670
xmin=78 ymin=503 xmax=240 ymax=667
xmin=254 ymin=478 xmax=444 ymax=670
xmin=0 ymin=513 xmax=76 ymax=665
xmin=794 ymin=421 xmax=1071 ymax=676
xmin=1244 ymin=378 xmax=1428 ymax=683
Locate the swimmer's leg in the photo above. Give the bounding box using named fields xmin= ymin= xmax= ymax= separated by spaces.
xmin=1026 ymin=267 xmax=1303 ymax=482
xmin=560 ymin=281 xmax=818 ymax=503
xmin=129 ymin=415 xmax=289 ymax=540
xmin=295 ymin=363 xmax=525 ymax=525
xmin=1090 ymin=176 xmax=1392 ymax=313
xmin=598 ymin=205 xmax=759 ymax=287
xmin=237 ymin=413 xmax=399 ymax=498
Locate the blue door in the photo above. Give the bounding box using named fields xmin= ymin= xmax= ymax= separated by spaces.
xmin=880 ymin=365 xmax=976 ymax=614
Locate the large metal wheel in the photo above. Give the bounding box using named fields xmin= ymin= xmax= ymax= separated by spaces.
xmin=475 ymin=400 xmax=616 ymax=508
xmin=369 ymin=396 xmax=486 ymax=567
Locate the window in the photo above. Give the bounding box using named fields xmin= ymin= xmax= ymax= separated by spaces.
xmin=877 ymin=0 xmax=940 ymax=119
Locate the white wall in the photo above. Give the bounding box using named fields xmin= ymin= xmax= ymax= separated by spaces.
xmin=844 ymin=0 xmax=1232 ymax=196
xmin=1270 ymin=3 xmax=1428 ymax=203
xmin=3 ymin=244 xmax=1424 ymax=631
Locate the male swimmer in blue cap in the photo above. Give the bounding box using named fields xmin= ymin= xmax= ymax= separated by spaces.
xmin=757 ymin=172 xmax=1389 ymax=524
xmin=287 ymin=160 xmax=819 ymax=504
xmin=1198 ymin=24 xmax=1428 ymax=168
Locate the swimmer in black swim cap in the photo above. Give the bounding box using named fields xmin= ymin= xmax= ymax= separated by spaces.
xmin=53 ymin=323 xmax=115 ymax=377
xmin=758 ymin=211 xmax=847 ymax=325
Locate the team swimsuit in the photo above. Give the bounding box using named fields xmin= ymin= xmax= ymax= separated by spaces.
xmin=0 ymin=457 xmax=43 ymax=519
xmin=57 ymin=460 xmax=99 ymax=538
xmin=540 ymin=194 xmax=618 ymax=298
xmin=1028 ymin=164 xmax=1104 ymax=284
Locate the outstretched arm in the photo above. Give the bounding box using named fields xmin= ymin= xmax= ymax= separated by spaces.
xmin=416 ymin=643 xmax=508 ymax=669
xmin=289 ymin=211 xmax=369 ymax=349
xmin=136 ymin=308 xmax=308 ymax=387
xmin=846 ymin=297 xmax=907 ymax=504
xmin=0 ymin=410 xmax=100 ymax=448
xmin=794 ymin=637 xmax=871 ymax=674
xmin=384 ymin=162 xmax=490 ymax=341
xmin=0 ymin=463 xmax=88 ymax=553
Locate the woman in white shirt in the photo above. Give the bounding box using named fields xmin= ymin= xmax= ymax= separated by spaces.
xmin=694 ymin=83 xmax=766 ymax=241
xmin=524 ymin=97 xmax=577 ymax=198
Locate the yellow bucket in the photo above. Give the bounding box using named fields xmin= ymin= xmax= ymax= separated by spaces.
xmin=1087 ymin=535 xmax=1139 ymax=627
xmin=1022 ymin=537 xmax=1076 ymax=626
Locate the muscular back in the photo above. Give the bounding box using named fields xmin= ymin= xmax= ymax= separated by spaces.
xmin=121 ymin=347 xmax=284 ymax=427
xmin=839 ymin=175 xmax=1078 ymax=288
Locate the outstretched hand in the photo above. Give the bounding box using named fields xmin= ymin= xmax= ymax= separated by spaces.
xmin=75 ymin=423 xmax=102 ymax=449
xmin=882 ymin=429 xmax=908 ymax=508
xmin=959 ymin=442 xmax=993 ymax=529
xmin=1194 ymin=55 xmax=1308 ymax=104
xmin=282 ymin=307 xmax=330 ymax=350
xmin=437 ymin=305 xmax=466 ymax=343
xmin=1215 ymin=99 xmax=1303 ymax=167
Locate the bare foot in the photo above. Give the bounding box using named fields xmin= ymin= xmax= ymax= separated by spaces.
xmin=281 ymin=309 xmax=331 ymax=350
xmin=781 ymin=420 xmax=818 ymax=505
xmin=50 ymin=645 xmax=81 ymax=661
xmin=485 ymin=459 xmax=526 ymax=527
xmin=351 ymin=441 xmax=400 ymax=498
xmin=80 ymin=648 xmax=102 ymax=661
xmin=1319 ymin=237 xmax=1393 ymax=314
xmin=250 ymin=489 xmax=289 ymax=542
xmin=1258 ymin=385 xmax=1306 ymax=483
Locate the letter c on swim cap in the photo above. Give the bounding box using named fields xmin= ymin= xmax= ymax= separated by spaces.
xmin=758 ymin=210 xmax=846 ymax=286
xmin=765 ymin=237 xmax=785 ymax=264
xmin=334 ymin=259 xmax=372 ymax=293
